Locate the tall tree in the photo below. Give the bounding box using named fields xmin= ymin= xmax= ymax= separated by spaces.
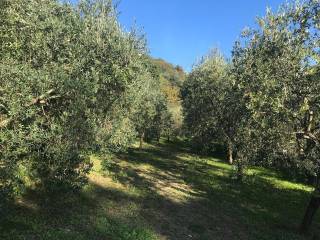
xmin=0 ymin=0 xmax=161 ymax=205
xmin=232 ymin=0 xmax=319 ymax=232
xmin=181 ymin=49 xmax=250 ymax=169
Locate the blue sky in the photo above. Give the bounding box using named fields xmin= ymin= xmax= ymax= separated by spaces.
xmin=117 ymin=0 xmax=285 ymax=71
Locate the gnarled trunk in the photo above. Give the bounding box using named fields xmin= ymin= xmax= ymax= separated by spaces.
xmin=227 ymin=141 xmax=233 ymax=165
xmin=300 ymin=180 xmax=320 ymax=234
xmin=139 ymin=132 xmax=145 ymax=150
xmin=299 ymin=111 xmax=320 ymax=234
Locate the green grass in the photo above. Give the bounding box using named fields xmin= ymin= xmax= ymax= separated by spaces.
xmin=1 ymin=139 xmax=319 ymax=240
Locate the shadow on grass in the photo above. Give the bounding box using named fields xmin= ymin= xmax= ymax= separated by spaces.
xmin=1 ymin=139 xmax=319 ymax=240
xmin=0 ymin=183 xmax=159 ymax=240
xmin=106 ymin=140 xmax=320 ymax=240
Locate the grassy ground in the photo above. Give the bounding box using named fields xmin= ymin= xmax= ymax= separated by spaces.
xmin=1 ymin=139 xmax=319 ymax=240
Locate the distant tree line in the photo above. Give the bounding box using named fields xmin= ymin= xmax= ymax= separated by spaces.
xmin=181 ymin=0 xmax=319 ymax=233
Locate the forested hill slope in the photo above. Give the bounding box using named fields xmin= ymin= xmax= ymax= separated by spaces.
xmin=151 ymin=58 xmax=185 ymax=88
xmin=151 ymin=58 xmax=186 ymax=135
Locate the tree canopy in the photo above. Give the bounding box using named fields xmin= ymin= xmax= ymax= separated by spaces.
xmin=0 ymin=0 xmax=176 ymax=210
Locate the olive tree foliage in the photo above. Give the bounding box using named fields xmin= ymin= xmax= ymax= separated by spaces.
xmin=0 ymin=0 xmax=95 ymax=203
xmin=131 ymin=68 xmax=168 ymax=149
xmin=158 ymin=107 xmax=175 ymax=142
xmin=181 ymin=50 xmax=227 ymax=153
xmin=0 ymin=0 xmax=155 ymax=209
xmin=181 ymin=49 xmax=251 ymax=170
xmin=231 ymin=0 xmax=319 ymax=232
xmin=145 ymin=96 xmax=174 ymax=143
xmin=77 ymin=2 xmax=150 ymax=153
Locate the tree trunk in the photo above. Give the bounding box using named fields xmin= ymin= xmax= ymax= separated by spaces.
xmin=139 ymin=132 xmax=144 ymax=150
xmin=299 ymin=110 xmax=319 ymax=234
xmin=236 ymin=164 xmax=243 ymax=182
xmin=300 ymin=184 xmax=320 ymax=234
xmin=235 ymin=154 xmax=244 ymax=182
xmin=167 ymin=134 xmax=170 ymax=142
xmin=227 ymin=142 xmax=233 ymax=165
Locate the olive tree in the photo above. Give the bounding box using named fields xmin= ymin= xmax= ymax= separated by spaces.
xmin=181 ymin=49 xmax=250 ymax=169
xmin=232 ymin=0 xmax=319 ymax=232
xmin=0 ymin=0 xmax=96 ymax=198
xmin=0 ymin=0 xmax=157 ymax=202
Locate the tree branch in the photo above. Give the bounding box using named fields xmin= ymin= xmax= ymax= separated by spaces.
xmin=0 ymin=117 xmax=12 ymax=129
xmin=26 ymin=88 xmax=59 ymax=107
